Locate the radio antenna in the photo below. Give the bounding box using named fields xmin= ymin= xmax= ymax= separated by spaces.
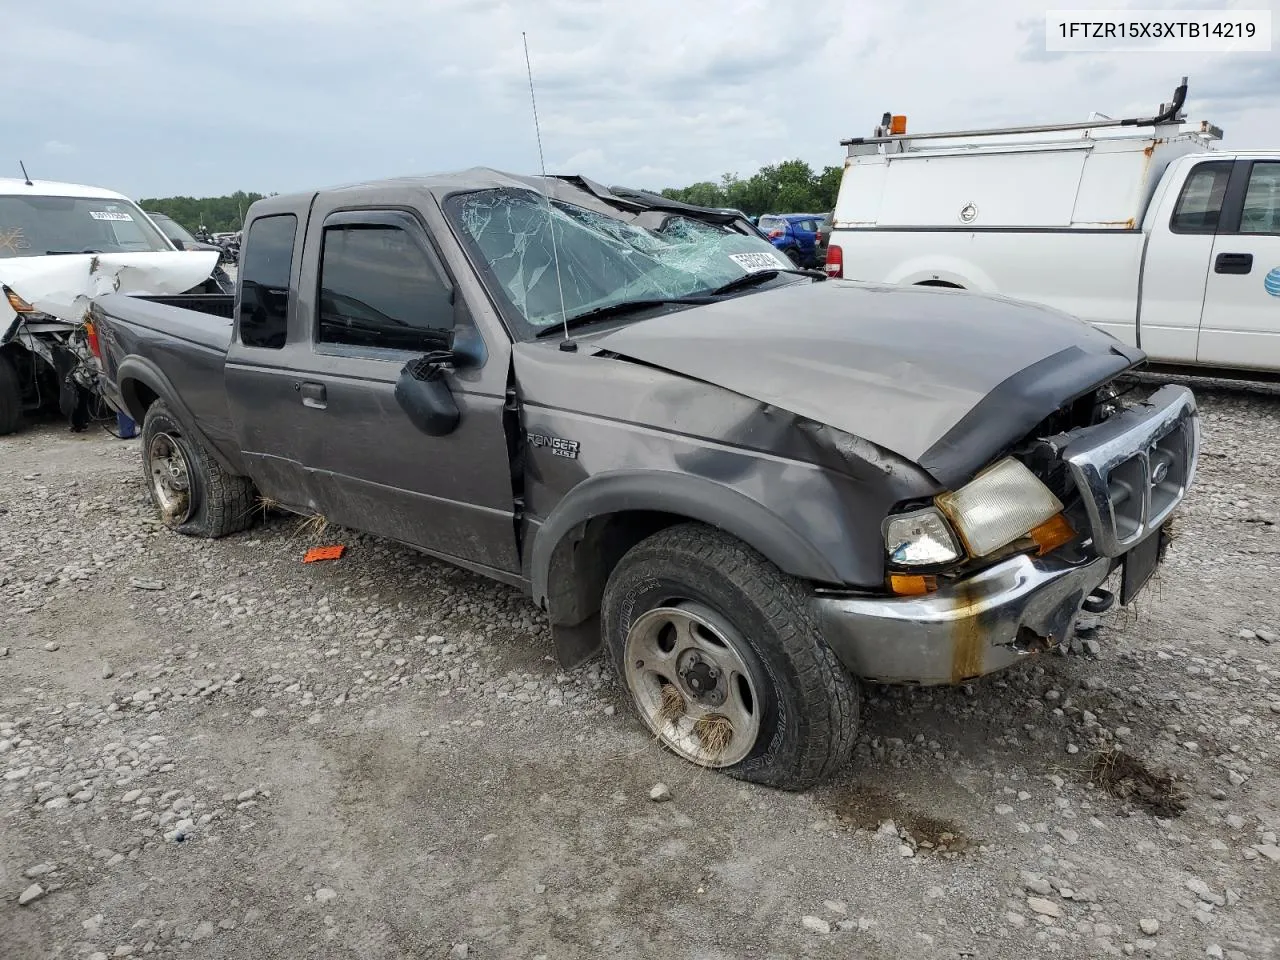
xmin=522 ymin=32 xmax=573 ymax=351
xmin=19 ymin=161 xmax=33 ymax=186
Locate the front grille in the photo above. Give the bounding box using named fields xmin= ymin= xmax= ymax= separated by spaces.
xmin=1060 ymin=386 xmax=1199 ymax=558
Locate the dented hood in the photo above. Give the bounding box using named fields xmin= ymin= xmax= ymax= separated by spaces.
xmin=592 ymin=280 xmax=1142 ymax=483
xmin=0 ymin=251 xmax=218 ymax=341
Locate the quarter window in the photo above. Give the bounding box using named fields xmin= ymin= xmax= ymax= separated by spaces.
xmin=1169 ymin=162 xmax=1233 ymax=234
xmin=317 ymin=224 xmax=453 ymax=352
xmin=238 ymin=214 xmax=297 ymax=349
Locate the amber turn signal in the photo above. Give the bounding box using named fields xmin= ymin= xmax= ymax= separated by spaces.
xmin=888 ymin=573 xmax=937 ymax=596
xmin=1030 ymin=513 xmax=1075 ymax=555
xmin=890 ymin=114 xmax=908 ymax=135
xmin=4 ymin=287 xmax=35 ymax=313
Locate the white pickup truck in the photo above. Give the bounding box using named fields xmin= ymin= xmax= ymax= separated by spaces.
xmin=825 ymin=79 xmax=1280 ymax=377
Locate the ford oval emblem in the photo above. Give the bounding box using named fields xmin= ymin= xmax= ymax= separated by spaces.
xmin=1151 ymin=460 xmax=1169 ymax=484
xmin=1265 ymin=266 xmax=1280 ymax=297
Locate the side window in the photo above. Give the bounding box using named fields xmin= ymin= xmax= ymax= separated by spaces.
xmin=1240 ymin=162 xmax=1280 ymax=235
xmin=1169 ymin=162 xmax=1233 ymax=234
xmin=239 ymin=214 xmax=297 ymax=349
xmin=317 ymin=223 xmax=453 ymax=352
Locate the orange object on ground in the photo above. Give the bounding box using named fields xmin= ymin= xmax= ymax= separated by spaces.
xmin=303 ymin=545 xmax=346 ymax=563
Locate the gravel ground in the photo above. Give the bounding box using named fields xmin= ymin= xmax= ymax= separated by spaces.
xmin=2 ymin=386 xmax=1278 ymax=960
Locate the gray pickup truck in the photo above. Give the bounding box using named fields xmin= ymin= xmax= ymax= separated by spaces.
xmin=90 ymin=169 xmax=1200 ymax=789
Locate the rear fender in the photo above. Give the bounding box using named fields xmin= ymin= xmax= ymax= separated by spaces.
xmin=884 ymin=257 xmax=993 ymax=291
xmin=116 ymin=356 xmax=241 ymax=476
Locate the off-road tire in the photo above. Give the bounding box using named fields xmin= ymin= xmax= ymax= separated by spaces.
xmin=602 ymin=523 xmax=860 ymax=790
xmin=0 ymin=351 xmax=22 ymax=436
xmin=141 ymin=401 xmax=255 ymax=538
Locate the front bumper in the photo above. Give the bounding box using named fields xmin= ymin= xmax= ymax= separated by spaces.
xmin=814 ymin=383 xmax=1199 ymax=685
xmin=814 ymin=552 xmax=1112 ymax=685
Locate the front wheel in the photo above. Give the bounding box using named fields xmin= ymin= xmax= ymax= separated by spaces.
xmin=602 ymin=523 xmax=861 ymax=790
xmin=141 ymin=401 xmax=256 ymax=538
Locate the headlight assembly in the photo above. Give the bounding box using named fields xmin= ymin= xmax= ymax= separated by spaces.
xmin=936 ymin=457 xmax=1064 ymax=557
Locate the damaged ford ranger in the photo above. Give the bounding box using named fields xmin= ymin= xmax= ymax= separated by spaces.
xmin=89 ymin=170 xmax=1200 ymax=789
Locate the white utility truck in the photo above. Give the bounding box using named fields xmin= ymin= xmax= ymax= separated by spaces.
xmin=825 ymin=79 xmax=1280 ymax=377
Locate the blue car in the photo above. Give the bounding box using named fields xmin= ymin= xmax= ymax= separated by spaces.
xmin=756 ymin=213 xmax=823 ymax=267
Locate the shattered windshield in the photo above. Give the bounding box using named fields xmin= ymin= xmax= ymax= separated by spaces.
xmin=448 ymin=188 xmax=793 ymax=336
xmin=0 ymin=195 xmax=173 ymax=258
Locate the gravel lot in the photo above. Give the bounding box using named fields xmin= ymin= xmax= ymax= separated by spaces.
xmin=2 ymin=384 xmax=1278 ymax=960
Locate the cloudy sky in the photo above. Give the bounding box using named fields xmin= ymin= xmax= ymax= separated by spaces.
xmin=4 ymin=0 xmax=1278 ymax=200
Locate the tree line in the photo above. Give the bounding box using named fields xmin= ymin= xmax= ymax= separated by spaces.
xmin=659 ymin=160 xmax=842 ymax=217
xmin=137 ymin=191 xmax=266 ymax=234
xmin=139 ymin=160 xmax=839 ymax=235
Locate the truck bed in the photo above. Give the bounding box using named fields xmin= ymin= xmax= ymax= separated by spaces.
xmin=91 ymin=293 xmax=243 ymax=471
xmin=137 ymin=292 xmax=235 ymax=320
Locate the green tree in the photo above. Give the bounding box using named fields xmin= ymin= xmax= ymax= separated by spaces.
xmin=773 ymin=160 xmax=817 ymax=212
xmin=661 ymin=182 xmax=723 ymax=208
xmin=137 ymin=191 xmax=267 ymax=234
xmin=659 ymin=160 xmax=844 ymax=217
xmin=814 ymin=165 xmax=842 ymax=212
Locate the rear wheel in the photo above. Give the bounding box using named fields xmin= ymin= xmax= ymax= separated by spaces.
xmin=0 ymin=351 xmax=21 ymax=436
xmin=602 ymin=523 xmax=860 ymax=790
xmin=141 ymin=401 xmax=255 ymax=538
xmin=786 ymin=246 xmax=804 ymax=266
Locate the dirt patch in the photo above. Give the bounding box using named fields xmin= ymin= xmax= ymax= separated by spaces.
xmin=819 ymin=783 xmax=975 ymax=854
xmin=1089 ymin=747 xmax=1187 ymax=818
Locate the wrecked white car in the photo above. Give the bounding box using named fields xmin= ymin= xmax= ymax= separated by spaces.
xmin=0 ymin=177 xmax=229 ymax=434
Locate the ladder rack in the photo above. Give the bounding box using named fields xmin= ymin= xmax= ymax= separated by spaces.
xmin=840 ymin=78 xmax=1220 ymax=151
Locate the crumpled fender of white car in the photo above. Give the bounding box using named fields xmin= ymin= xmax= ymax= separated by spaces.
xmin=0 ymin=251 xmax=219 ymax=343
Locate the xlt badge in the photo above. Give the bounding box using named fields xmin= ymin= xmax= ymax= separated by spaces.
xmin=529 ymin=434 xmax=580 ymax=459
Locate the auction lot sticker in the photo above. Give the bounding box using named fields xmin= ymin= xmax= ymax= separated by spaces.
xmin=89 ymin=210 xmax=134 ymax=221
xmin=730 ymin=252 xmax=790 ymax=272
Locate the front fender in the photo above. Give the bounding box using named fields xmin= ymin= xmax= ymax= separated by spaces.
xmin=528 ymin=469 xmax=844 ymax=611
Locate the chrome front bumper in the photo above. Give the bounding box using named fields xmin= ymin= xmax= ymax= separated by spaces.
xmin=814 ymin=553 xmax=1112 ymax=685
xmin=814 ymin=384 xmax=1199 ymax=685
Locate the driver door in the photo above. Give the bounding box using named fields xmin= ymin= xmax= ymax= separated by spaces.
xmin=286 ymin=205 xmax=519 ymax=574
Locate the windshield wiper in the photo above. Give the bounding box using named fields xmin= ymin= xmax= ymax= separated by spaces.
xmin=534 ymin=296 xmax=709 ymax=337
xmin=706 ymin=268 xmax=824 ymax=296
xmin=45 ymin=249 xmax=104 ymax=255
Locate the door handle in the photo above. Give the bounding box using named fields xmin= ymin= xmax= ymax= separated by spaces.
xmin=299 ymin=382 xmax=327 ymax=409
xmin=1214 ymin=252 xmax=1253 ymax=275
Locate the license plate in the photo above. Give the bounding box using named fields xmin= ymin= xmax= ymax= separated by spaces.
xmin=1120 ymin=529 xmax=1164 ymax=605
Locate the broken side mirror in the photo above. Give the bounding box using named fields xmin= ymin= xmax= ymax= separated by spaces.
xmin=395 ymin=355 xmax=459 ymax=436
xmin=395 ymin=333 xmax=461 ymax=437
xmin=394 ymin=326 xmax=488 ymax=436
